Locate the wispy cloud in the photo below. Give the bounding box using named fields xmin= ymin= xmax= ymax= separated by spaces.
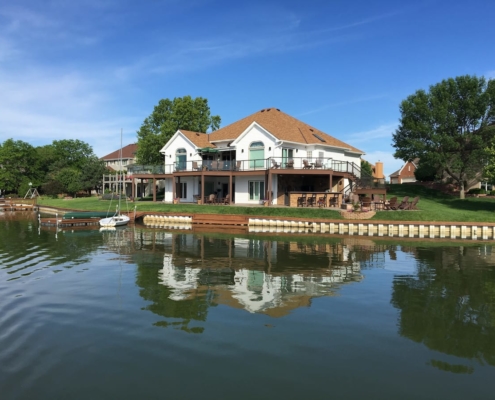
xmin=346 ymin=123 xmax=398 ymax=145
xmin=486 ymin=70 xmax=495 ymax=79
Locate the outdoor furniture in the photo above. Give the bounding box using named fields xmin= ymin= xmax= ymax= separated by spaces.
xmin=372 ymin=194 xmax=385 ymax=210
xmin=328 ymin=193 xmax=340 ymax=207
xmin=408 ymin=196 xmax=420 ymax=210
xmin=205 ymin=193 xmax=217 ymax=204
xmin=397 ymin=196 xmax=410 ymax=210
xmin=297 ymin=193 xmax=307 ymax=207
xmin=233 ymin=160 xmax=241 ymax=171
xmin=192 ymin=161 xmax=201 ymax=171
xmin=210 ymin=161 xmax=219 ymax=171
xmin=285 ymin=159 xmax=294 ymax=169
xmin=360 ymin=196 xmax=372 ymax=210
xmin=384 ymin=196 xmax=398 ymax=210
xmin=314 ymin=160 xmax=323 ymax=169
xmin=222 ymin=194 xmax=230 ymax=205
xmin=307 ymin=193 xmax=317 ymax=207
xmin=317 ymin=194 xmax=327 ymax=207
xmin=271 ymin=159 xmax=280 ymax=169
xmin=302 ymin=159 xmax=312 ymax=169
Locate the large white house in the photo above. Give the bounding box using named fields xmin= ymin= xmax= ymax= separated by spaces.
xmin=131 ymin=107 xmax=368 ymax=205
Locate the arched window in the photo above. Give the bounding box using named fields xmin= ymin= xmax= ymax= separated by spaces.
xmin=176 ymin=148 xmax=187 ymax=171
xmin=249 ymin=141 xmax=264 ymax=169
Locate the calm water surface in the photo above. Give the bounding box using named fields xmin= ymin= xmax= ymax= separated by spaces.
xmin=1 ymin=213 xmax=495 ymax=399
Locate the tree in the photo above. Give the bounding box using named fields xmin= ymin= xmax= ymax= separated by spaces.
xmin=392 ymin=75 xmax=495 ymax=198
xmin=360 ymin=159 xmax=373 ymax=176
xmin=80 ymin=156 xmax=108 ymax=194
xmin=52 ymin=139 xmax=94 ymax=170
xmin=136 ymin=96 xmax=221 ymax=165
xmin=56 ymin=167 xmax=83 ymax=196
xmin=0 ymin=139 xmax=40 ymax=195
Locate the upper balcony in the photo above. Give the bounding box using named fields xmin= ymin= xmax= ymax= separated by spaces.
xmin=127 ymin=158 xmax=364 ymax=175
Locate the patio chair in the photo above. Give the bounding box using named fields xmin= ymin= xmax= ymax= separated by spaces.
xmin=397 ymin=196 xmax=410 ymax=210
xmin=317 ymin=194 xmax=327 ymax=207
xmin=307 ymin=193 xmax=317 ymax=207
xmin=372 ymin=194 xmax=385 ymax=210
xmin=407 ymin=196 xmax=420 ymax=210
xmin=302 ymin=159 xmax=312 ymax=169
xmin=222 ymin=194 xmax=230 ymax=205
xmin=285 ymin=159 xmax=294 ymax=169
xmin=314 ymin=159 xmax=323 ymax=169
xmin=233 ymin=160 xmax=241 ymax=171
xmin=192 ymin=161 xmax=201 ymax=171
xmin=384 ymin=196 xmax=398 ymax=210
xmin=271 ymin=159 xmax=280 ymax=169
xmin=210 ymin=161 xmax=219 ymax=171
xmin=297 ymin=193 xmax=307 ymax=207
xmin=360 ymin=196 xmax=372 ymax=210
xmin=205 ymin=193 xmax=217 ymax=204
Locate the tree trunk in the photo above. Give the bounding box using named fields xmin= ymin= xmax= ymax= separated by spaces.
xmin=459 ymin=181 xmax=465 ymax=199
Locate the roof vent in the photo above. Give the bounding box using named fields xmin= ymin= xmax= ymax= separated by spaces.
xmin=261 ymin=109 xmax=265 ymax=112
xmin=196 ymin=133 xmax=200 ymax=136
xmin=276 ymin=108 xmax=280 ymax=111
xmin=309 ymin=128 xmax=314 ymax=132
xmin=267 ymin=108 xmax=271 ymax=111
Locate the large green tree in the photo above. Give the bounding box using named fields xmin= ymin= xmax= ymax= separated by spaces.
xmin=136 ymin=96 xmax=221 ymax=165
xmin=0 ymin=139 xmax=40 ymax=195
xmin=392 ymin=75 xmax=495 ymax=198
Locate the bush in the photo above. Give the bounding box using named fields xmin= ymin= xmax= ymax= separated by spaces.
xmin=468 ymin=188 xmax=486 ymax=195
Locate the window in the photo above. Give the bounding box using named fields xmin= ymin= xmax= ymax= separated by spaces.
xmin=249 ymin=141 xmax=265 ymax=169
xmin=176 ymin=148 xmax=187 ymax=170
xmin=307 ymin=151 xmax=313 ymax=162
xmin=249 ymin=181 xmax=265 ymax=201
xmin=318 ymin=152 xmax=324 ymax=162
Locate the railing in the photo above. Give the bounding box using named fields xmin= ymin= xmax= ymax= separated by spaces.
xmin=126 ymin=159 xmax=366 ymax=175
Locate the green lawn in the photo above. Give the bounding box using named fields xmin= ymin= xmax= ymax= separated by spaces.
xmin=36 ymin=184 xmax=495 ymax=223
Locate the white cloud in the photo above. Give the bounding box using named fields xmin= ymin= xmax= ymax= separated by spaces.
xmin=486 ymin=70 xmax=495 ymax=80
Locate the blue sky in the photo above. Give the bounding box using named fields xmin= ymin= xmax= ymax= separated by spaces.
xmin=1 ymin=0 xmax=494 ymax=177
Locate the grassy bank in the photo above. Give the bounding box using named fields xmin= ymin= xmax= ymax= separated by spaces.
xmin=36 ymin=184 xmax=495 ymax=223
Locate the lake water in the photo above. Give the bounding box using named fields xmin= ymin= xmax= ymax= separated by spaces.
xmin=1 ymin=213 xmax=495 ymax=399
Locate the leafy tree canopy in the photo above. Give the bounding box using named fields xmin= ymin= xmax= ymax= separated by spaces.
xmin=52 ymin=139 xmax=94 ymax=170
xmin=0 ymin=139 xmax=40 ymax=195
xmin=392 ymin=75 xmax=495 ymax=198
xmin=360 ymin=159 xmax=373 ymax=176
xmin=136 ymin=96 xmax=221 ymax=165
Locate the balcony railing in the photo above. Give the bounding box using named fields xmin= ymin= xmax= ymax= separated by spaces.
xmin=126 ymin=158 xmax=364 ymax=176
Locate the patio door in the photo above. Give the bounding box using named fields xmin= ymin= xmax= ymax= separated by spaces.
xmin=249 ymin=141 xmax=264 ymax=169
xmin=249 ymin=181 xmax=265 ymax=201
xmin=282 ymin=148 xmax=293 ymax=167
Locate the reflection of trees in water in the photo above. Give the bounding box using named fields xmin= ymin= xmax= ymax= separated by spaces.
xmin=1 ymin=218 xmax=103 ymax=279
xmin=391 ymin=246 xmax=495 ymax=369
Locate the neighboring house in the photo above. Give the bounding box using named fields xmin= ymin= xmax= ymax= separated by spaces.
xmin=100 ymin=143 xmax=138 ymax=196
xmin=101 ymin=143 xmax=138 ymax=172
xmin=389 ymin=158 xmax=418 ymax=184
xmin=131 ymin=107 xmax=371 ymax=204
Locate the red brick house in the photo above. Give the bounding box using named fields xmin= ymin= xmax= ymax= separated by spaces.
xmin=389 ymin=158 xmax=418 ymax=184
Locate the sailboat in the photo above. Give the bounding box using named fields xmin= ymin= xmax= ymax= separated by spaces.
xmin=99 ymin=129 xmax=130 ymax=228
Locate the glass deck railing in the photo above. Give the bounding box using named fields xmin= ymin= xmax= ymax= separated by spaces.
xmin=126 ymin=158 xmax=365 ymax=175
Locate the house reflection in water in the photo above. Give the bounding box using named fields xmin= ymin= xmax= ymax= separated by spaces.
xmin=156 ymin=234 xmax=384 ymax=317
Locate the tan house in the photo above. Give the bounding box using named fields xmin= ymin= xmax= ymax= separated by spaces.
xmin=389 ymin=158 xmax=418 ymax=184
xmin=100 ymin=143 xmax=138 ymax=196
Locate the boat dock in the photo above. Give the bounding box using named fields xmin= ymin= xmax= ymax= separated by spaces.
xmin=39 ymin=217 xmax=101 ymax=227
xmin=0 ymin=199 xmax=38 ymax=211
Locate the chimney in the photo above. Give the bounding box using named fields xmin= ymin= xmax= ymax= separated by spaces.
xmin=375 ymin=161 xmax=384 ymax=179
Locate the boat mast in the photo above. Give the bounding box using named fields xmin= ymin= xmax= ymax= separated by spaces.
xmin=119 ymin=128 xmax=123 ymax=215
